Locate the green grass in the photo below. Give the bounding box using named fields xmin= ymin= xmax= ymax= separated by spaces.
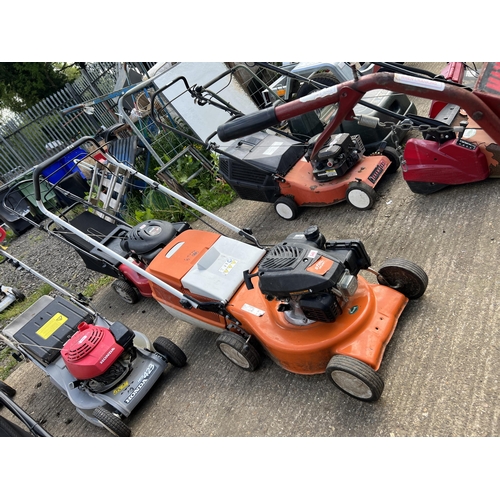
xmin=0 ymin=348 xmax=18 ymax=380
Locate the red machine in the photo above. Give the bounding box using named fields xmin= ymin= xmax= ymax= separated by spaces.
xmin=217 ymin=62 xmax=500 ymax=197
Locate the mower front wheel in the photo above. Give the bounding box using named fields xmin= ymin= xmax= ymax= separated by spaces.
xmin=274 ymin=196 xmax=299 ymax=221
xmin=216 ymin=332 xmax=261 ymax=371
xmin=153 ymin=336 xmax=187 ymax=367
xmin=326 ymin=355 xmax=384 ymax=402
xmin=346 ymin=182 xmax=377 ymax=210
xmin=12 ymin=288 xmax=25 ymax=301
xmin=93 ymin=407 xmax=131 ymax=437
xmin=377 ymin=258 xmax=428 ymax=299
xmin=111 ymin=279 xmax=141 ymax=304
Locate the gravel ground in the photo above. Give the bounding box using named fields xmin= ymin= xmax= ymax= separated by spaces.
xmin=0 ymin=223 xmax=104 ymax=337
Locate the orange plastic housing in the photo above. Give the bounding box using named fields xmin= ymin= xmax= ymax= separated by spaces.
xmin=280 ymin=155 xmax=391 ymax=206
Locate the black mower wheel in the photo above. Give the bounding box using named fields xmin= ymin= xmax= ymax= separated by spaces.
xmin=216 ymin=332 xmax=261 ymax=372
xmin=379 ymin=146 xmax=401 ymax=174
xmin=377 ymin=258 xmax=428 ymax=299
xmin=274 ymin=196 xmax=299 ymax=221
xmin=346 ymin=182 xmax=377 ymax=210
xmin=326 ymin=355 xmax=384 ymax=402
xmin=0 ymin=380 xmax=16 ymax=398
xmin=296 ymin=73 xmax=341 ymax=99
xmin=93 ymin=407 xmax=131 ymax=437
xmin=153 ymin=336 xmax=187 ymax=367
xmin=111 ymin=279 xmax=141 ymax=304
xmin=12 ymin=288 xmax=25 ymax=301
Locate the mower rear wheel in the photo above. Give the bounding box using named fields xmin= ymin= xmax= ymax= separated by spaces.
xmin=326 ymin=355 xmax=384 ymax=402
xmin=377 ymin=258 xmax=428 ymax=299
xmin=93 ymin=407 xmax=131 ymax=437
xmin=274 ymin=196 xmax=299 ymax=220
xmin=153 ymin=336 xmax=187 ymax=367
xmin=379 ymin=146 xmax=401 ymax=174
xmin=346 ymin=182 xmax=377 ymax=210
xmin=111 ymin=279 xmax=140 ymax=304
xmin=0 ymin=380 xmax=16 ymax=398
xmin=216 ymin=332 xmax=260 ymax=371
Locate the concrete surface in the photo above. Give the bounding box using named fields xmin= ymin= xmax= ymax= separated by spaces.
xmin=2 ymin=63 xmax=499 ymax=440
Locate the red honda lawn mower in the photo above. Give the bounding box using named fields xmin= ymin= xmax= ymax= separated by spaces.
xmin=217 ymin=62 xmax=500 ymax=197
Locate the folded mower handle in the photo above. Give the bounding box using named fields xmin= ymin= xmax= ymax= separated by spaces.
xmin=33 ymin=136 xmax=100 ymax=201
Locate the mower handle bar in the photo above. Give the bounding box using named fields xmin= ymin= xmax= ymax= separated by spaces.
xmin=217 ymin=68 xmax=500 ymax=162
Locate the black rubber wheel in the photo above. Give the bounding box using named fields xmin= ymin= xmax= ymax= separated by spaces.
xmin=111 ymin=279 xmax=141 ymax=304
xmin=11 ymin=288 xmax=25 ymax=301
xmin=0 ymin=380 xmax=16 ymax=398
xmin=377 ymin=258 xmax=428 ymax=299
xmin=296 ymin=73 xmax=341 ymax=99
xmin=346 ymin=182 xmax=378 ymax=210
xmin=379 ymin=146 xmax=401 ymax=174
xmin=92 ymin=407 xmax=131 ymax=437
xmin=274 ymin=196 xmax=299 ymax=220
xmin=153 ymin=336 xmax=187 ymax=367
xmin=325 ymin=355 xmax=384 ymax=402
xmin=216 ymin=332 xmax=261 ymax=371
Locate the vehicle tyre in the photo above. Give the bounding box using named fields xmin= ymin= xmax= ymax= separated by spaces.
xmin=216 ymin=332 xmax=261 ymax=371
xmin=274 ymin=196 xmax=299 ymax=220
xmin=346 ymin=182 xmax=377 ymax=210
xmin=379 ymin=146 xmax=401 ymax=174
xmin=377 ymin=258 xmax=428 ymax=299
xmin=325 ymin=355 xmax=384 ymax=402
xmin=296 ymin=73 xmax=341 ymax=99
xmin=153 ymin=336 xmax=187 ymax=367
xmin=0 ymin=380 xmax=16 ymax=398
xmin=111 ymin=279 xmax=141 ymax=304
xmin=93 ymin=407 xmax=131 ymax=437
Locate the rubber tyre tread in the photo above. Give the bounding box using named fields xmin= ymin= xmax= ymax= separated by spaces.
xmin=153 ymin=336 xmax=187 ymax=367
xmin=377 ymin=258 xmax=428 ymax=299
xmin=216 ymin=332 xmax=261 ymax=372
xmin=296 ymin=73 xmax=341 ymax=98
xmin=379 ymin=146 xmax=401 ymax=174
xmin=93 ymin=407 xmax=131 ymax=437
xmin=111 ymin=279 xmax=140 ymax=304
xmin=326 ymin=355 xmax=384 ymax=402
xmin=0 ymin=380 xmax=16 ymax=398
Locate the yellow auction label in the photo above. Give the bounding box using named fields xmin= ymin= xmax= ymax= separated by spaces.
xmin=36 ymin=313 xmax=68 ymax=340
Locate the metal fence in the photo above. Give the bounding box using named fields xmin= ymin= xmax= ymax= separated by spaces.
xmin=0 ymin=63 xmax=156 ymax=184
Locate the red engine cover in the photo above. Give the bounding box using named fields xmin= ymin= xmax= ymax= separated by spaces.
xmin=403 ymin=138 xmax=490 ymax=185
xmin=61 ymin=322 xmax=124 ymax=380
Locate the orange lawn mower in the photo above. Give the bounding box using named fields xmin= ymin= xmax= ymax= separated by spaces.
xmin=217 ymin=62 xmax=500 ymax=198
xmin=32 ymin=138 xmax=428 ymax=402
xmin=148 ymin=72 xmax=418 ymax=220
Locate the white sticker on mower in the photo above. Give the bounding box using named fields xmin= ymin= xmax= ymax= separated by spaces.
xmin=463 ymin=129 xmax=477 ymax=138
xmin=394 ymin=74 xmax=445 ymax=91
xmin=299 ymin=85 xmax=338 ymax=102
xmin=242 ymin=303 xmax=265 ymax=317
xmin=219 ymin=257 xmax=238 ymax=275
xmin=124 ymin=363 xmax=156 ymax=404
xmin=264 ymin=142 xmax=284 ymax=156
